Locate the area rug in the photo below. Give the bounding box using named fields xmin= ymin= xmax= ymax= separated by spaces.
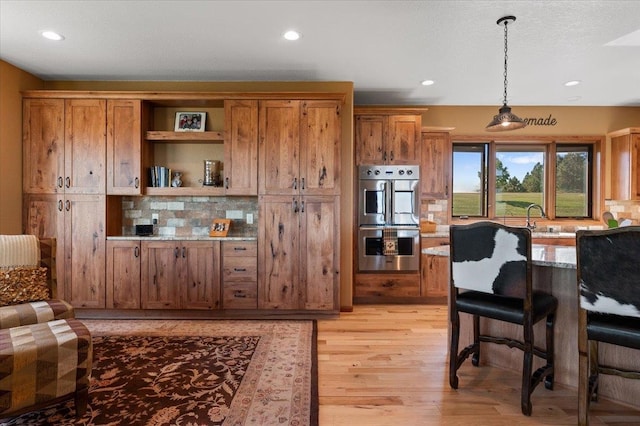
xmin=4 ymin=320 xmax=318 ymax=426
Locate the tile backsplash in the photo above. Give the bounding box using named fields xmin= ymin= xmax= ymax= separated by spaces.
xmin=121 ymin=196 xmax=258 ymax=237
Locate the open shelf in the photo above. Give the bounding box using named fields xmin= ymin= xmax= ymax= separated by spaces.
xmin=145 ymin=131 xmax=224 ymax=142
xmin=145 ymin=186 xmax=225 ymax=196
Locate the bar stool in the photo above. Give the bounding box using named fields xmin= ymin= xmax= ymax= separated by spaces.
xmin=576 ymin=227 xmax=640 ymax=426
xmin=449 ymin=221 xmax=557 ymax=416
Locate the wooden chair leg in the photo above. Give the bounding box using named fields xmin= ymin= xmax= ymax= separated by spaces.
xmin=471 ymin=314 xmax=480 ymax=366
xmin=449 ymin=309 xmax=461 ymax=389
xmin=589 ymin=340 xmax=599 ymax=402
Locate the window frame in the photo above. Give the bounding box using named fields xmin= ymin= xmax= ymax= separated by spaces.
xmin=451 ymin=135 xmax=603 ymax=221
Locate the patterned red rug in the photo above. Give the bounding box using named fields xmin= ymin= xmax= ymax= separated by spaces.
xmin=5 ymin=320 xmax=318 ymax=426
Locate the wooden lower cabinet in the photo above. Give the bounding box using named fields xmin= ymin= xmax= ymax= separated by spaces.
xmin=221 ymin=241 xmax=258 ymax=309
xmin=106 ymin=240 xmax=141 ymax=309
xmin=23 ymin=193 xmax=106 ymax=308
xmin=141 ymin=240 xmax=221 ymax=310
xmin=420 ymin=238 xmax=449 ymax=298
xmin=258 ymin=195 xmax=339 ymax=311
xmin=354 ymin=272 xmax=421 ymax=298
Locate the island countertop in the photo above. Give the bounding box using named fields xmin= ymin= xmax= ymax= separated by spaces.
xmin=422 ymin=243 xmax=576 ymax=269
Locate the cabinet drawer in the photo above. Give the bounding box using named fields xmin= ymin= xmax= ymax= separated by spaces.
xmin=222 ymin=241 xmax=257 ymax=257
xmin=222 ymin=257 xmax=257 ymax=281
xmin=354 ymin=273 xmax=420 ymax=297
xmin=223 ymin=282 xmax=257 ymax=309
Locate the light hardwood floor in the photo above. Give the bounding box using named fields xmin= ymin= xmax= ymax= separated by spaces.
xmin=317 ymin=304 xmax=640 ymax=426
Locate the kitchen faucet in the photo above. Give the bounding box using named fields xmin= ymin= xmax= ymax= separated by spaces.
xmin=526 ymin=204 xmax=546 ymax=230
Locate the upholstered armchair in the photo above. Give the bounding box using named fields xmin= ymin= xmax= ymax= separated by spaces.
xmin=0 ymin=235 xmax=92 ymax=420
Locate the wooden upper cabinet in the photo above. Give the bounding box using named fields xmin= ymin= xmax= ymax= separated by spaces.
xmin=64 ymin=99 xmax=107 ymax=194
xmin=354 ymin=108 xmax=424 ymax=165
xmin=224 ymin=100 xmax=258 ymax=195
xmin=258 ymin=100 xmax=301 ymax=195
xmin=387 ymin=115 xmax=421 ymax=164
xmin=107 ymin=99 xmax=143 ymax=195
xmin=609 ymin=128 xmax=640 ymax=200
xmin=355 ymin=115 xmax=386 ymax=165
xmin=420 ymin=131 xmax=451 ymax=199
xmin=300 ymin=100 xmax=341 ymax=195
xmin=23 ymin=99 xmax=65 ymax=194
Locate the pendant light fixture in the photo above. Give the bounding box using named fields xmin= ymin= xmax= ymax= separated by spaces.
xmin=486 ymin=15 xmax=526 ymax=132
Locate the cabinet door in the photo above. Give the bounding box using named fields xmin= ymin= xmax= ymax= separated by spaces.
xmin=355 ymin=115 xmax=386 ymax=165
xmin=64 ymin=99 xmax=106 ymax=194
xmin=107 ymin=100 xmax=143 ymax=195
xmin=300 ymin=100 xmax=341 ymax=195
xmin=106 ymin=240 xmax=141 ymax=309
xmin=182 ymin=241 xmax=221 ymax=310
xmin=23 ymin=99 xmax=65 ymax=194
xmin=224 ymin=100 xmax=258 ymax=195
xmin=634 ymin=134 xmax=640 ymax=200
xmin=420 ymin=132 xmax=451 ymax=198
xmin=258 ymin=195 xmax=300 ymax=309
xmin=141 ymin=241 xmax=181 ymax=309
xmin=258 ymin=100 xmax=300 ymax=195
xmin=23 ymin=193 xmax=65 ymax=298
xmin=387 ymin=115 xmax=421 ymax=164
xmin=64 ymin=194 xmax=106 ymax=308
xmin=420 ymin=238 xmax=449 ymax=298
xmin=300 ymin=196 xmax=339 ymax=311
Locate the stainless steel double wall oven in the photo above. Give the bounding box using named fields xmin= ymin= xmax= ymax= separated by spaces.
xmin=358 ymin=165 xmax=420 ymax=272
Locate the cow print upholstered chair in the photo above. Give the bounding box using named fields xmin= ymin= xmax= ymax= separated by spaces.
xmin=576 ymin=227 xmax=640 ymax=426
xmin=448 ymin=221 xmax=557 ymax=416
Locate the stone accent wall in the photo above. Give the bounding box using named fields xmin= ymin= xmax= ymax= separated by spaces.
xmin=605 ymin=200 xmax=640 ymax=225
xmin=421 ymin=199 xmax=449 ymax=225
xmin=121 ymin=196 xmax=258 ymax=237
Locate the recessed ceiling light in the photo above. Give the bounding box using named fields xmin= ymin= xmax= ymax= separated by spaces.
xmin=420 ymin=80 xmax=435 ymax=86
xmin=40 ymin=30 xmax=65 ymax=41
xmin=283 ymin=30 xmax=301 ymax=41
xmin=564 ymin=80 xmax=581 ymax=87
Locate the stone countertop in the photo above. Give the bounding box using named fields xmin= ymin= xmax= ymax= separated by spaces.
xmin=422 ymin=231 xmax=576 ymax=239
xmin=107 ymin=234 xmax=257 ymax=241
xmin=422 ymin=243 xmax=577 ymax=269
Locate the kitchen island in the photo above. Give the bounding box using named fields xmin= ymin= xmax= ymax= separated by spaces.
xmin=423 ymin=243 xmax=640 ymax=410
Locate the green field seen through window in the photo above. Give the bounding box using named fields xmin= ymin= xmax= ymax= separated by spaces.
xmin=453 ymin=192 xmax=587 ymax=217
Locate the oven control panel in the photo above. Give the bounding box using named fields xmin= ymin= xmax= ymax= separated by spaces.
xmin=359 ymin=165 xmax=419 ymax=179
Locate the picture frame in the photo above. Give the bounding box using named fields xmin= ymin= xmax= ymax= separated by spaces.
xmin=209 ymin=218 xmax=231 ymax=237
xmin=174 ymin=112 xmax=206 ymax=132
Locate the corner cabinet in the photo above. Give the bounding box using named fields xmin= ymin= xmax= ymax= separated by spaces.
xmin=354 ymin=107 xmax=425 ymax=165
xmin=609 ymin=127 xmax=640 ymax=200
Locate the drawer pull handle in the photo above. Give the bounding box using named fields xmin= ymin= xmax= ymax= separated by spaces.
xmin=234 ymin=291 xmax=247 ymax=298
xmin=234 ymin=268 xmax=247 ymax=272
xmin=233 ymin=247 xmax=247 ymax=251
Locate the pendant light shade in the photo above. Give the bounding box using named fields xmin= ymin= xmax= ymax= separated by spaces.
xmin=486 ymin=15 xmax=526 ymax=132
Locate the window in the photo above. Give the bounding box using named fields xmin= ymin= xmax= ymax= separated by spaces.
xmin=555 ymin=145 xmax=592 ymax=218
xmin=452 ymin=138 xmax=596 ymax=220
xmin=452 ymin=144 xmax=487 ymax=217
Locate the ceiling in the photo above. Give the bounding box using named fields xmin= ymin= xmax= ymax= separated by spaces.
xmin=1 ymin=0 xmax=639 ymax=107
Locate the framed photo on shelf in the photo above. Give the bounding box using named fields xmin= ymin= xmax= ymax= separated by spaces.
xmin=174 ymin=112 xmax=206 ymax=132
xmin=209 ymin=218 xmax=231 ymax=237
